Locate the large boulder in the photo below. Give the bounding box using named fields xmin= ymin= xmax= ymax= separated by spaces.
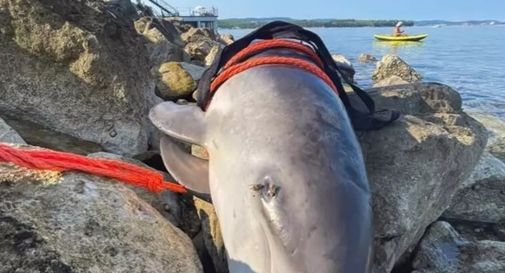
xmin=443 ymin=152 xmax=505 ymax=223
xmin=359 ymin=83 xmax=487 ymax=273
xmin=0 ymin=0 xmax=160 ymax=156
xmin=468 ymin=112 xmax=505 ymax=163
xmin=0 ymin=146 xmax=203 ymax=273
xmin=412 ymin=221 xmax=505 ymax=273
xmin=156 ymin=62 xmax=205 ymax=99
xmin=372 ymin=55 xmax=422 ymax=83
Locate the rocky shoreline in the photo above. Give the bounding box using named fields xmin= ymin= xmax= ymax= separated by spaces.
xmin=1 ymin=1 xmax=504 ymax=273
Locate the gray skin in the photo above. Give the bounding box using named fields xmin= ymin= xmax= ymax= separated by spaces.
xmin=150 ymin=66 xmax=372 ymax=273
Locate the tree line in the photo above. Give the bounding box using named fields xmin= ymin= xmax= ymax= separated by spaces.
xmin=219 ymin=19 xmax=415 ymax=29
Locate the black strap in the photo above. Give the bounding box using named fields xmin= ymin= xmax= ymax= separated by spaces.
xmin=197 ymin=21 xmax=400 ymax=131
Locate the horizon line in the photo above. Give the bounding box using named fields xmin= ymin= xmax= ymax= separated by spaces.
xmin=218 ymin=17 xmax=504 ymax=22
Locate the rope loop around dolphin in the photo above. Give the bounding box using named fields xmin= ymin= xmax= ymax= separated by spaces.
xmin=207 ymin=39 xmax=338 ymax=108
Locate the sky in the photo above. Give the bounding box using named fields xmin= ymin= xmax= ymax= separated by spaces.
xmin=156 ymin=0 xmax=505 ymax=20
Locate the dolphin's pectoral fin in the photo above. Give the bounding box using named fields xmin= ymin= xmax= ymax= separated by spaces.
xmin=149 ymin=101 xmax=206 ymax=145
xmin=160 ymin=136 xmax=210 ymax=195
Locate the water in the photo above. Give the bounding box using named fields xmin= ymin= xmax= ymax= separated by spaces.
xmin=222 ymin=26 xmax=505 ymax=118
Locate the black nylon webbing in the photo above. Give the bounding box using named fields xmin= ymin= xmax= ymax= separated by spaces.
xmin=196 ymin=21 xmax=400 ymax=131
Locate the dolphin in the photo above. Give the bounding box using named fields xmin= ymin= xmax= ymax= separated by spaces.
xmin=149 ymin=65 xmax=373 ymax=273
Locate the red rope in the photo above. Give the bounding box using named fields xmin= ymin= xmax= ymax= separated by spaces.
xmin=0 ymin=143 xmax=187 ymax=193
xmin=208 ymin=39 xmax=338 ymax=107
xmin=223 ymin=39 xmax=325 ymax=69
xmin=210 ymin=56 xmax=337 ymax=93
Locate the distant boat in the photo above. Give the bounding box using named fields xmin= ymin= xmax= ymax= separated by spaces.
xmin=374 ymin=34 xmax=428 ymax=42
xmin=432 ymin=24 xmax=443 ymax=28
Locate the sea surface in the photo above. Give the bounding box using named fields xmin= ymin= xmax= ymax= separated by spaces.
xmin=222 ymin=26 xmax=505 ymax=118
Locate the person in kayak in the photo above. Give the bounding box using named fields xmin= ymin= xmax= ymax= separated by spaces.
xmin=394 ymin=21 xmax=405 ymax=36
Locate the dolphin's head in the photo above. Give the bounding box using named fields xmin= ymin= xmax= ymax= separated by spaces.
xmin=150 ymin=67 xmax=372 ymax=273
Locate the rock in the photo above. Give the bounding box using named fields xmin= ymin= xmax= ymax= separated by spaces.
xmin=449 ymin=220 xmax=505 ymax=242
xmin=174 ymin=22 xmax=192 ymax=34
xmin=87 ymin=151 xmax=183 ymax=226
xmin=135 ymin=17 xmax=185 ymax=67
xmin=185 ymin=39 xmax=222 ymax=65
xmin=179 ymin=27 xmax=222 ymax=65
xmin=372 ymin=54 xmax=422 ymax=83
xmin=135 ymin=17 xmax=183 ymax=45
xmin=219 ymin=33 xmax=234 ymax=45
xmin=135 ymin=17 xmax=166 ymax=43
xmin=156 ymin=62 xmax=203 ymax=99
xmin=443 ymin=152 xmax=505 ymax=223
xmin=412 ymin=221 xmax=505 ymax=273
xmin=0 ymin=149 xmax=203 ymax=273
xmin=1 ymin=115 xmax=102 ymax=155
xmin=0 ymin=117 xmax=25 ymax=144
xmin=180 ymin=62 xmax=206 ymax=81
xmin=331 ymin=54 xmax=355 ymax=82
xmin=0 ymin=0 xmax=160 ymax=156
xmin=373 ymin=75 xmax=409 ymax=87
xmin=358 ymin=83 xmax=487 ymax=273
xmin=359 ymin=53 xmax=378 ymax=63
xmin=468 ymin=112 xmax=505 ymax=163
xmin=205 ymin=44 xmax=221 ymax=66
xmin=193 ymin=197 xmax=228 ymax=273
xmin=181 ymin=27 xmax=216 ymax=43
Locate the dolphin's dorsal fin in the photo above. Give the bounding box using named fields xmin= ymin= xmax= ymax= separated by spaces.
xmin=160 ymin=136 xmax=210 ymax=194
xmin=149 ymin=102 xmax=206 ymax=145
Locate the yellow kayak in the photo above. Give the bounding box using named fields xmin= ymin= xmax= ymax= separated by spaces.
xmin=374 ymin=34 xmax=428 ymax=42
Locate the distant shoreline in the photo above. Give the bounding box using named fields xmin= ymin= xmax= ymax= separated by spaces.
xmin=219 ymin=18 xmax=505 ymax=29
